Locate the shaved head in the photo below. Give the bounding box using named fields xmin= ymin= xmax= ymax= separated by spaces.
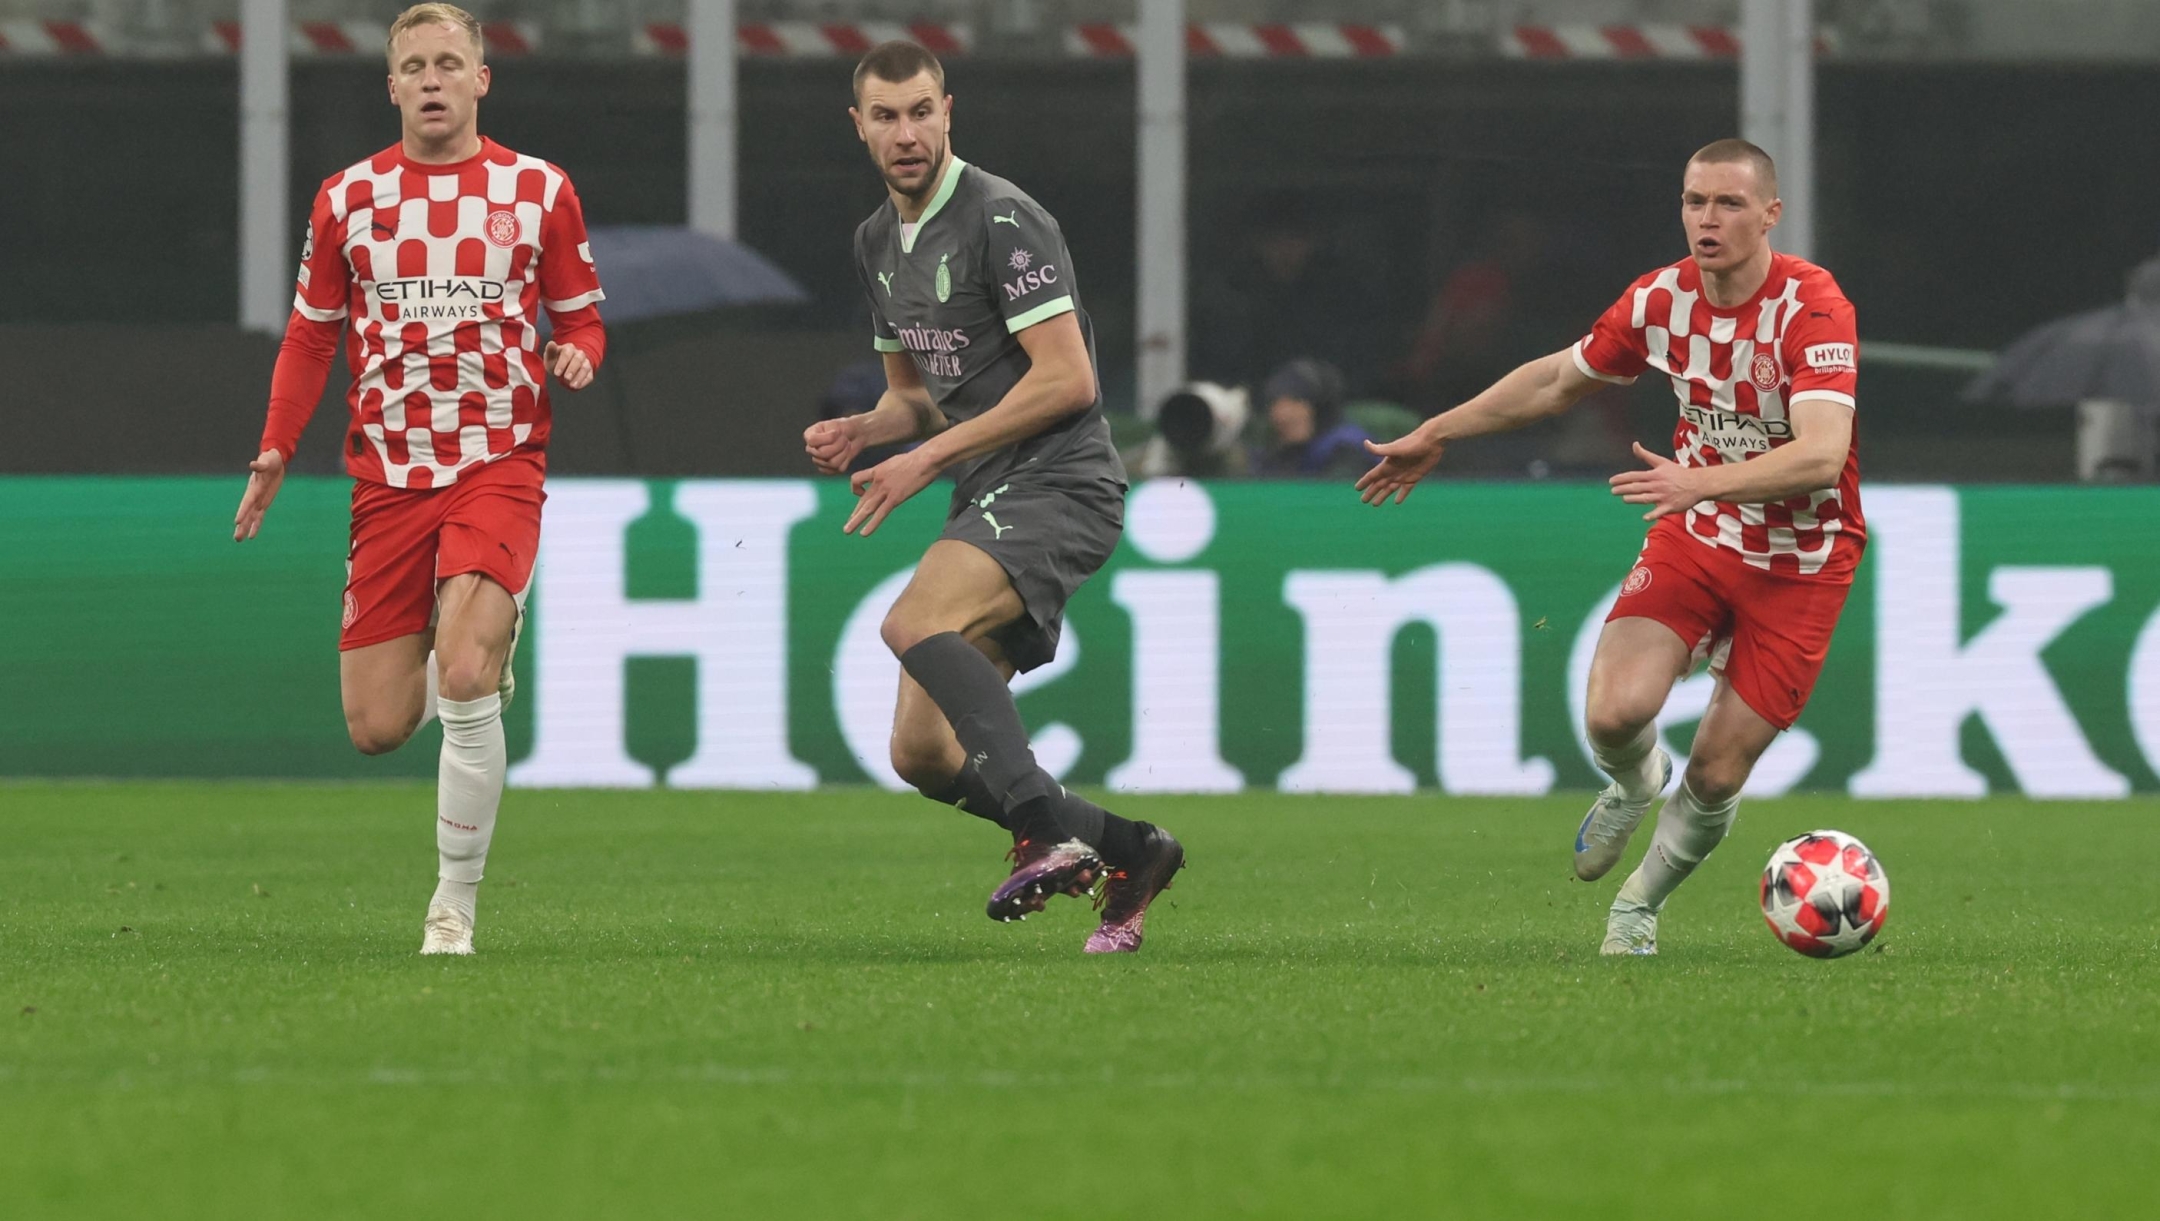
xmin=1688 ymin=138 xmax=1779 ymax=202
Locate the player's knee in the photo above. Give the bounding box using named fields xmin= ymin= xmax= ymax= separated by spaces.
xmin=346 ymin=712 xmax=415 ymax=757
xmin=436 ymin=655 xmax=497 ymax=703
xmin=1684 ymin=754 xmax=1750 ymax=807
xmin=1584 ymin=699 xmax=1657 ymax=749
xmin=889 ymin=737 xmax=959 ymax=794
xmin=881 ymin=611 xmax=936 ymax=659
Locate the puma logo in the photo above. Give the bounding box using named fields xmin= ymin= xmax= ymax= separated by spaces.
xmin=370 ymin=220 xmax=395 ymax=239
xmin=982 ymin=511 xmax=1013 ymax=539
xmin=992 ymin=210 xmax=1019 ymax=226
xmin=1809 ymin=311 xmax=1832 ymax=319
xmin=876 ymin=271 xmax=893 ymax=295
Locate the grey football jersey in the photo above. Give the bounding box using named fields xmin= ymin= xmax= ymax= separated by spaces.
xmin=853 ymin=158 xmax=1123 ymax=497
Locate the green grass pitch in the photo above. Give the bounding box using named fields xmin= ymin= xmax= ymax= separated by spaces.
xmin=4 ymin=782 xmax=2157 ymax=1219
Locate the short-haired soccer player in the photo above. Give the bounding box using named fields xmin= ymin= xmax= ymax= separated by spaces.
xmin=1359 ymin=140 xmax=1863 ymax=955
xmin=233 ymin=4 xmax=605 ymax=955
xmin=805 ymin=42 xmax=1184 ymax=952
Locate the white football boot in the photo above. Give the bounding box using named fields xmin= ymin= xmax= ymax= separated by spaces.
xmin=1572 ymin=748 xmax=1673 ymax=881
xmin=420 ymin=902 xmax=475 ymax=956
xmin=1600 ymin=897 xmax=1659 ymax=956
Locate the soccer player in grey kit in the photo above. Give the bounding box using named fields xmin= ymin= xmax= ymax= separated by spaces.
xmin=804 ymin=41 xmax=1184 ymax=953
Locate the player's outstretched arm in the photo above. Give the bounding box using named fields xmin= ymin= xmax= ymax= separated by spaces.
xmin=1610 ymin=397 xmax=1852 ymax=520
xmin=1357 ymin=349 xmax=1602 ymax=506
xmin=806 ymin=352 xmax=943 ymax=476
xmin=842 ymin=314 xmax=1094 ymax=537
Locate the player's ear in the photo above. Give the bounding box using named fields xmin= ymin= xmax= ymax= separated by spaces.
xmin=475 ymin=63 xmax=490 ymax=99
xmin=1763 ymin=197 xmax=1783 ymax=231
xmin=849 ymin=106 xmax=866 ymax=143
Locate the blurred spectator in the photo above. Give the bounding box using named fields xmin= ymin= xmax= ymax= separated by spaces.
xmin=1250 ymin=359 xmax=1379 ymax=480
xmin=1127 ymin=381 xmax=1252 ymax=479
xmin=1192 ymin=200 xmax=1379 ymax=393
xmin=1394 ymin=213 xmax=1550 ymax=416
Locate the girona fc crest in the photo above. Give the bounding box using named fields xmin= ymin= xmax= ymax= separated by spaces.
xmin=1621 ymin=566 xmax=1653 ymax=597
xmin=1750 ymin=352 xmax=1780 ymax=391
xmin=485 ymin=210 xmax=521 ymax=248
xmin=342 ymin=590 xmax=359 ymax=630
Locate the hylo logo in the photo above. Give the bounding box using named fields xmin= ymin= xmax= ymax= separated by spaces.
xmin=485 ymin=210 xmax=521 ymax=248
xmin=1804 ymin=343 xmax=1856 ymax=372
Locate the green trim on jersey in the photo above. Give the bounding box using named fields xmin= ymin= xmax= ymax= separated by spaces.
xmin=899 ymin=156 xmax=969 ymax=255
xmin=872 ymin=336 xmax=904 ymax=353
xmin=1005 ymin=295 xmax=1076 ymax=334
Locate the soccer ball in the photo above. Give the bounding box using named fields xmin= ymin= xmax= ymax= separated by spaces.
xmin=1759 ymin=830 xmax=1890 ymax=958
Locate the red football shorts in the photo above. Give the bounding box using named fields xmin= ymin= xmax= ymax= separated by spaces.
xmin=1606 ymin=519 xmax=1853 ymax=730
xmin=341 ymin=452 xmax=545 ymax=651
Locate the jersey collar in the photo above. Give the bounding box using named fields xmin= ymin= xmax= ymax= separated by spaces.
xmin=899 ymin=156 xmax=968 ymax=254
xmin=392 ymin=135 xmax=499 ymax=174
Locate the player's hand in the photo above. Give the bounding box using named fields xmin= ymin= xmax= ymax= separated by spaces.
xmin=543 ymin=341 xmax=594 ymax=390
xmin=1609 ymin=442 xmax=1704 ymax=520
xmin=804 ymin=417 xmax=866 ymax=476
xmin=234 ymin=448 xmax=287 ymax=542
xmin=844 ymin=450 xmax=934 ymax=538
xmin=1356 ymin=428 xmax=1447 ymax=506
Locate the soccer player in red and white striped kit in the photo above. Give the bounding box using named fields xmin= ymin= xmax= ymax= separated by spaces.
xmin=234 ymin=4 xmax=605 ymax=954
xmin=1360 ymin=140 xmax=1863 ymax=955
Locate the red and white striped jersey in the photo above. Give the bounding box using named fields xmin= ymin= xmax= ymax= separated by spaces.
xmin=1575 ymin=252 xmax=1863 ymax=580
xmin=293 ymin=138 xmax=604 ymax=489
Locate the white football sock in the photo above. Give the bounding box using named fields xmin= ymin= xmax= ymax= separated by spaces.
xmin=1616 ymin=780 xmax=1739 ymax=911
xmin=431 ymin=878 xmax=478 ymax=924
xmin=1591 ymin=721 xmax=1662 ymax=803
xmin=436 ymin=692 xmax=504 ymax=888
xmin=416 ymin=652 xmax=442 ymax=729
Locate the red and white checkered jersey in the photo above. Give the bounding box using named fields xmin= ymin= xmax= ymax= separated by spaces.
xmin=1574 ymin=252 xmax=1863 ymax=580
xmin=293 ymin=138 xmax=604 ymax=489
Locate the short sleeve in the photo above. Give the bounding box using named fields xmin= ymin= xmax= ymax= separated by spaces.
xmin=1572 ymin=286 xmax=1648 ymax=385
xmin=293 ymin=184 xmax=350 ymax=323
xmin=538 ymin=176 xmax=605 ymax=314
xmin=983 ymin=196 xmax=1076 ymax=334
xmin=854 ymin=235 xmax=902 ymax=353
xmin=1782 ymin=298 xmax=1859 ymax=409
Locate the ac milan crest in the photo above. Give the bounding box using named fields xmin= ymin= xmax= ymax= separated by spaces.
xmin=1750 ymin=352 xmax=1780 ymax=391
xmin=485 ymin=210 xmax=522 ymax=248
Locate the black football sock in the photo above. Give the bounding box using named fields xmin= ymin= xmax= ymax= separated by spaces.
xmin=900 ymin=633 xmax=1057 ymax=815
xmin=1043 ymin=787 xmax=1108 ymax=854
xmin=926 ymin=770 xmax=1014 ymax=833
xmin=1088 ymin=809 xmax=1150 ymax=871
xmin=1006 ymin=796 xmax=1070 ymax=847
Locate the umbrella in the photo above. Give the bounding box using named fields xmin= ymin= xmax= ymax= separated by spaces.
xmin=1963 ymin=258 xmax=2160 ymax=408
xmin=546 ymin=227 xmax=810 ymax=469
